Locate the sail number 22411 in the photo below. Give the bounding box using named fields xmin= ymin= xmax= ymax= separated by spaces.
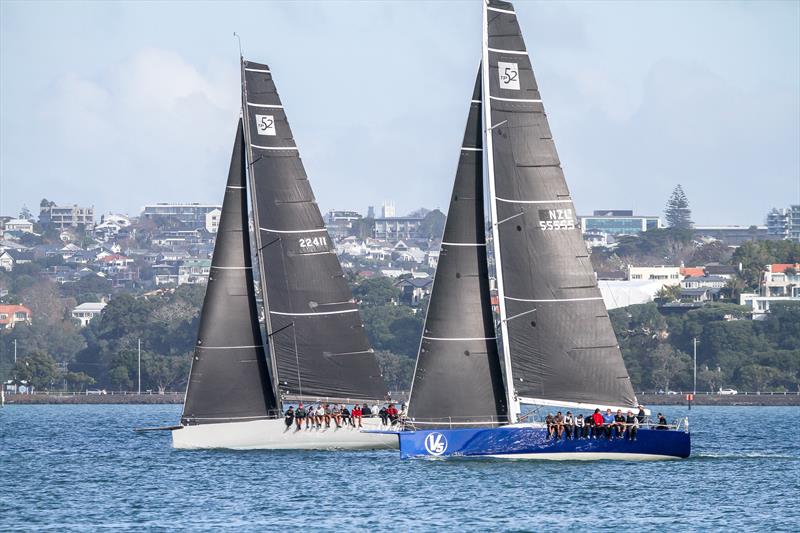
xmin=296 ymin=236 xmax=329 ymax=254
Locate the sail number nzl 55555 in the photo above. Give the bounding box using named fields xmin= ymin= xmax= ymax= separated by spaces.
xmin=537 ymin=208 xmax=575 ymax=231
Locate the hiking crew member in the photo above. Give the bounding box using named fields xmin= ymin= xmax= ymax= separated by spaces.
xmin=575 ymin=414 xmax=586 ymax=439
xmin=614 ymin=410 xmax=627 ymax=439
xmin=625 ymin=411 xmax=638 ymax=440
xmin=351 ymin=404 xmax=362 ymax=428
xmin=284 ymin=406 xmax=294 ymax=429
xmin=294 ymin=403 xmax=307 ymax=430
xmin=591 ymin=409 xmax=604 ymax=439
xmin=564 ymin=411 xmax=574 ymax=439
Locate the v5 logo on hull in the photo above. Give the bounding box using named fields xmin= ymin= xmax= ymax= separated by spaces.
xmin=424 ymin=432 xmax=448 ymax=456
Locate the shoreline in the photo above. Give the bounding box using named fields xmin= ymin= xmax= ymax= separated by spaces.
xmin=3 ymin=392 xmax=799 ymax=406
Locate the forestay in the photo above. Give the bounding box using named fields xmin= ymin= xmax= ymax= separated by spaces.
xmin=181 ymin=120 xmax=278 ymax=424
xmin=484 ymin=0 xmax=637 ymax=409
xmin=407 ymin=70 xmax=508 ymax=427
xmin=241 ymin=60 xmax=387 ymax=401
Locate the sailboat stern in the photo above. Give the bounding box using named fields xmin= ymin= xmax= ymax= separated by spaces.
xmin=398 ymin=426 xmax=690 ymax=461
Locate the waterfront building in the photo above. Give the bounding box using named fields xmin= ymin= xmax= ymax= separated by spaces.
xmin=579 ymin=210 xmax=661 ymax=237
xmin=40 ymin=204 xmax=95 ymax=231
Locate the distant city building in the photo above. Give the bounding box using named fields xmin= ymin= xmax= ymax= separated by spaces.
xmin=766 ymin=205 xmax=800 ymax=243
xmin=739 ymin=263 xmax=800 ymax=318
xmin=373 ymin=214 xmax=424 ymax=241
xmin=0 ymin=304 xmax=32 ymax=329
xmin=627 ymin=265 xmax=681 ymax=282
xmin=71 ymin=302 xmax=107 ymax=327
xmin=324 ymin=210 xmax=363 ymax=240
xmin=40 ymin=204 xmax=95 ymax=231
xmin=579 ymin=210 xmax=661 ymax=237
xmin=381 ymin=201 xmax=396 ymax=218
xmin=178 ymin=259 xmax=211 ymax=285
xmin=204 ymin=208 xmax=222 ymax=233
xmin=141 ymin=203 xmax=221 ymax=229
xmin=693 ymin=225 xmax=769 ymax=246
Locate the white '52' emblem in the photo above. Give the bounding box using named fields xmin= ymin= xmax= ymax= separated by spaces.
xmin=424 ymin=432 xmax=448 ymax=456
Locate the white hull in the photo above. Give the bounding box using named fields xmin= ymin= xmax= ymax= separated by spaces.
xmin=172 ymin=416 xmax=397 ymax=450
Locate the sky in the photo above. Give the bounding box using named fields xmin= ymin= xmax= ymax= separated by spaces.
xmin=1 ymin=0 xmax=798 ymax=225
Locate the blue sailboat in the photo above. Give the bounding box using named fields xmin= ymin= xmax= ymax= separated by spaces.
xmin=389 ymin=0 xmax=690 ymax=460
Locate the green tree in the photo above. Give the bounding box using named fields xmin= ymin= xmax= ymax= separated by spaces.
xmin=109 ymin=365 xmax=132 ymax=391
xmin=375 ymin=350 xmax=415 ymax=392
xmin=64 ymin=371 xmax=95 ymax=392
xmin=664 ymin=184 xmax=693 ymax=229
xmin=417 ymin=209 xmax=446 ymax=241
xmin=648 ymin=344 xmax=690 ymax=391
xmin=738 ymin=364 xmax=782 ymax=392
xmin=352 ymin=277 xmax=399 ymax=307
xmin=13 ymin=350 xmax=60 ymax=390
xmin=655 ymin=284 xmax=682 ymax=302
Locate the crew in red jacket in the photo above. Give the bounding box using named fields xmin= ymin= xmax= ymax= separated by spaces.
xmin=352 ymin=404 xmax=363 ymax=428
xmin=592 ymin=409 xmax=604 ymax=439
xmin=386 ymin=403 xmax=399 ymax=425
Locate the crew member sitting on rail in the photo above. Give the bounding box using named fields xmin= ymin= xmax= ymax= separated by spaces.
xmin=554 ymin=411 xmax=565 ymax=439
xmin=315 ymin=405 xmax=325 ymax=428
xmin=602 ymin=409 xmax=615 ymax=439
xmin=614 ymin=409 xmax=627 ymax=439
xmin=295 ymin=403 xmax=307 ymax=430
xmin=284 ymin=406 xmax=294 ymax=429
xmin=656 ymin=413 xmax=669 ymax=429
xmin=351 ymin=404 xmax=362 ymax=428
xmin=563 ymin=411 xmax=574 ymax=439
xmin=379 ymin=405 xmax=389 ymax=425
xmin=591 ymin=409 xmax=604 ymax=439
xmin=386 ymin=403 xmax=400 ymax=425
xmin=545 ymin=413 xmax=555 ymax=438
xmin=361 ymin=404 xmax=371 ymax=417
xmin=341 ymin=405 xmax=351 ymax=427
xmin=575 ymin=414 xmax=586 ymax=439
xmin=625 ymin=410 xmax=638 ymax=440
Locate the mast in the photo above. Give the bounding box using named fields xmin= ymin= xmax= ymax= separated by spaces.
xmin=240 ymin=58 xmax=281 ymax=403
xmin=483 ymin=1 xmax=519 ymax=422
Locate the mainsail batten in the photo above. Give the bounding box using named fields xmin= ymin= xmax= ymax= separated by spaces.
xmin=240 ymin=60 xmax=387 ymax=401
xmin=484 ymin=0 xmax=637 ymax=409
xmin=181 ymin=120 xmax=278 ymax=425
xmin=406 ymin=70 xmax=508 ymax=428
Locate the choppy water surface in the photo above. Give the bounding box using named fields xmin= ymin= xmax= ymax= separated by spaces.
xmin=1 ymin=405 xmax=798 ymax=531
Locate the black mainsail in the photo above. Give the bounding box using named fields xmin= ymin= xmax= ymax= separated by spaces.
xmin=407 ymin=71 xmax=508 ymax=428
xmin=241 ymin=60 xmax=387 ymax=402
xmin=181 ymin=120 xmax=278 ymax=425
xmin=483 ymin=0 xmax=637 ymax=415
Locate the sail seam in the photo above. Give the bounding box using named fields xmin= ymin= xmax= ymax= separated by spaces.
xmin=423 ymin=336 xmax=497 ymax=341
xmin=210 ymin=266 xmax=253 ymax=270
xmin=489 ymin=96 xmax=542 ymax=103
xmin=488 ymin=47 xmax=527 ymax=55
xmin=251 ymin=144 xmax=298 ymax=151
xmin=196 ymin=345 xmax=264 ymax=350
xmin=226 ymin=185 xmax=245 ymax=189
xmin=441 ymin=241 xmax=486 ymax=247
xmin=246 ymin=102 xmax=283 ymax=108
xmin=270 ymin=309 xmax=358 ymax=317
xmin=462 ymin=147 xmax=483 ymax=151
xmin=496 ymin=197 xmax=572 ymax=204
xmin=505 ymin=296 xmax=603 ymax=303
xmin=487 ymin=6 xmax=515 ymax=14
xmin=259 ymin=227 xmax=326 ymax=234
xmin=244 ymin=68 xmax=270 ymax=73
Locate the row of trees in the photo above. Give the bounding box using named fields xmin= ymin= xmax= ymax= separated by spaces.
xmin=611 ymin=302 xmax=800 ymax=393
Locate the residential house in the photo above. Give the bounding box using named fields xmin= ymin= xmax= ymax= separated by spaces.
xmin=5 ymin=218 xmax=35 ymax=233
xmin=71 ymin=302 xmax=107 ymax=327
xmin=178 ymin=259 xmax=211 ymax=285
xmin=0 ymin=250 xmax=33 ymax=271
xmin=205 ymin=208 xmax=222 ymax=233
xmin=679 ymin=287 xmax=722 ymax=303
xmin=153 ymin=264 xmax=179 ymax=285
xmin=681 ymin=276 xmax=727 ymax=290
xmin=0 ymin=304 xmax=32 ymax=329
xmin=396 ymin=277 xmax=433 ymax=306
xmin=40 ymin=204 xmax=95 ymax=230
xmin=739 ymin=263 xmax=800 ymax=318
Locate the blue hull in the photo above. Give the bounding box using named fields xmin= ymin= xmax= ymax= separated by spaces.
xmin=397 ymin=426 xmax=690 ymax=460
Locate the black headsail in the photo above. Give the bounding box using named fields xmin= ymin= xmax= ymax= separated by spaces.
xmin=241 ymin=59 xmax=387 ymax=402
xmin=181 ymin=120 xmax=278 ymax=425
xmin=483 ymin=0 xmax=637 ymax=414
xmin=407 ymin=70 xmax=508 ymax=428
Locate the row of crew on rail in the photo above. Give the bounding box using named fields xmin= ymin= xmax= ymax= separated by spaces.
xmin=544 ymin=406 xmax=670 ymax=441
xmin=283 ymin=402 xmax=403 ymax=430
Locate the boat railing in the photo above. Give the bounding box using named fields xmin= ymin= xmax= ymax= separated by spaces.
xmin=401 ymin=415 xmax=510 ymax=430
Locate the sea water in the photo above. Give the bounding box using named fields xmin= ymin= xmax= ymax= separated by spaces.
xmin=1 ymin=404 xmax=798 ymax=531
